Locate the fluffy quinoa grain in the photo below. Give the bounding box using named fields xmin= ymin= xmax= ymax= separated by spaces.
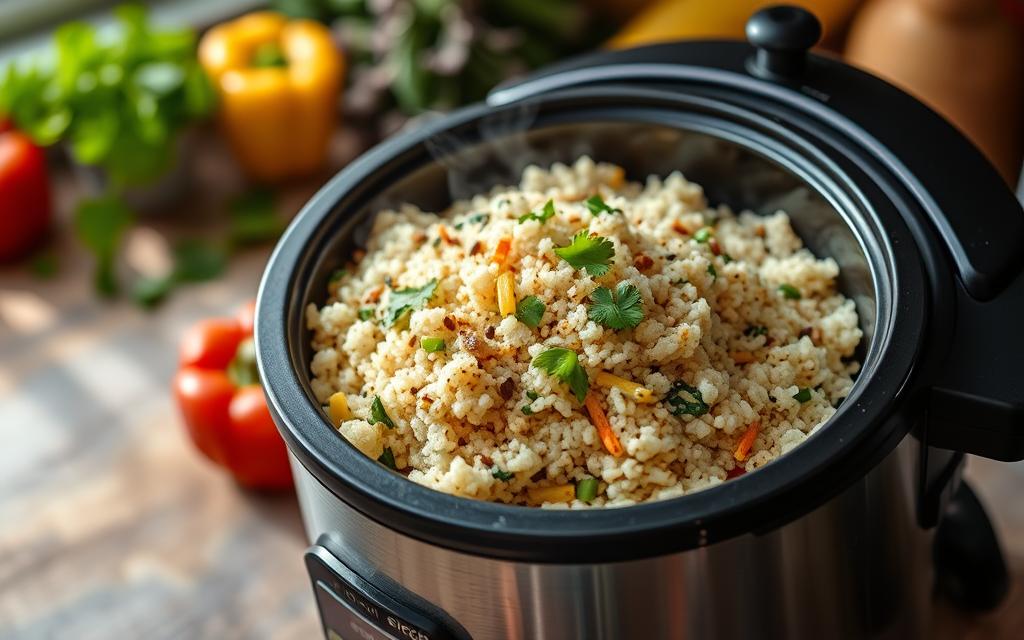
xmin=308 ymin=158 xmax=862 ymax=507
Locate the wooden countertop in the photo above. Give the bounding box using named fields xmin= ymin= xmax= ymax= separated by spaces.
xmin=1 ymin=141 xmax=1022 ymax=639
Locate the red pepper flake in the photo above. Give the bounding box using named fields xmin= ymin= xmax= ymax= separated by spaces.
xmin=408 ymin=335 xmax=417 ymax=347
xmin=485 ymin=325 xmax=496 ymax=339
xmin=754 ymin=225 xmax=766 ymax=238
xmin=443 ymin=316 xmax=456 ymax=331
xmin=410 ymin=387 xmax=419 ymax=395
xmin=353 ymin=249 xmax=367 ymax=262
xmin=480 ymin=454 xmax=494 ymax=467
xmin=412 ymin=231 xmax=427 ymax=245
xmin=726 ymin=466 xmax=747 ymax=479
xmin=633 ymin=253 xmax=654 ymax=271
xmin=672 ymin=220 xmax=690 ymax=236
xmin=708 ymin=238 xmax=722 ymax=256
xmin=366 ymin=285 xmax=384 ymax=303
xmin=470 ymin=241 xmax=484 ymax=256
xmin=438 ymin=225 xmax=460 ymax=246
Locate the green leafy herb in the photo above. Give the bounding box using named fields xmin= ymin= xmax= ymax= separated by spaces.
xmin=1 ymin=5 xmax=216 ymax=186
xmin=370 ymin=395 xmax=396 ymax=428
xmin=172 ymin=240 xmax=227 ymax=283
xmin=521 ymin=404 xmax=534 ymax=415
xmin=588 ymin=282 xmax=644 ymax=330
xmin=454 ymin=212 xmax=490 ymax=230
xmin=385 ymin=279 xmax=438 ymax=327
xmin=793 ymin=388 xmax=812 ymax=403
xmin=131 ymin=275 xmax=174 ymax=309
xmin=377 ymin=447 xmax=397 ymax=470
xmin=526 ymin=390 xmax=539 ymax=401
xmin=575 ymin=477 xmax=599 ymax=502
xmin=228 ymin=188 xmax=285 ymax=246
xmin=515 ymin=295 xmax=546 ymax=328
xmin=707 ymin=264 xmax=717 ymax=280
xmin=421 ymin=336 xmax=445 ymax=352
xmin=584 ymin=195 xmax=621 ymax=216
xmin=744 ymin=325 xmax=768 ymax=337
xmin=778 ymin=283 xmax=801 ymax=300
xmin=491 ymin=467 xmax=514 ymax=482
xmin=29 ymin=252 xmax=59 ymax=279
xmin=518 ymin=199 xmax=557 ymax=224
xmin=74 ymin=195 xmax=133 ymax=295
xmin=554 ymin=231 xmax=615 ymax=277
xmin=329 ymin=268 xmax=347 ymax=284
xmin=693 ymin=227 xmax=713 ymax=243
xmin=665 ymin=380 xmax=709 ymax=417
xmin=358 ymin=307 xmax=375 ymax=321
xmin=722 ymin=254 xmax=734 ymax=264
xmin=532 ymin=347 xmax=589 ymax=403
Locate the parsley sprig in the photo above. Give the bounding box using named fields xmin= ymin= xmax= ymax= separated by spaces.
xmin=532 ymin=348 xmax=589 ymax=403
xmin=518 ymin=199 xmax=557 ymax=225
xmin=384 ymin=279 xmax=437 ymax=327
xmin=589 ymin=282 xmax=644 ymax=330
xmin=585 ymin=195 xmax=621 ymax=216
xmin=554 ymin=231 xmax=615 ymax=277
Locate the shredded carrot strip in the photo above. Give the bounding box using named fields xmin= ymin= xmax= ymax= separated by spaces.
xmin=584 ymin=392 xmax=624 ymax=457
xmin=491 ymin=236 xmax=512 ymax=265
xmin=734 ymin=420 xmax=762 ymax=462
xmin=438 ymin=225 xmax=458 ymax=246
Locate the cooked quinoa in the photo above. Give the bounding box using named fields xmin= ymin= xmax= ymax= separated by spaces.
xmin=307 ymin=157 xmax=862 ymax=508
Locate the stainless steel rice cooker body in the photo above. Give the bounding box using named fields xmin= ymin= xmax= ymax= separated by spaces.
xmin=256 ymin=7 xmax=1024 ymax=640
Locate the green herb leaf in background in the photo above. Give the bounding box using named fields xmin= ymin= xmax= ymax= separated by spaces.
xmin=518 ymin=200 xmax=556 ymax=225
xmin=172 ymin=240 xmax=228 ymax=283
xmin=585 ymin=195 xmax=620 ymax=216
xmin=74 ymin=196 xmax=134 ymax=295
xmin=229 ymin=189 xmax=286 ymax=246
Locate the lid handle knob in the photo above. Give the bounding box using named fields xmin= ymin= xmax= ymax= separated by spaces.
xmin=745 ymin=5 xmax=822 ymax=80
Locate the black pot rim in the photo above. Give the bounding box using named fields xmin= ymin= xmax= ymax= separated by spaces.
xmin=256 ymin=84 xmax=929 ymax=563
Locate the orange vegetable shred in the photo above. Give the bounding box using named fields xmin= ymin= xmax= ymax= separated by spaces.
xmin=491 ymin=236 xmax=512 ymax=265
xmin=584 ymin=392 xmax=624 ymax=457
xmin=734 ymin=420 xmax=761 ymax=462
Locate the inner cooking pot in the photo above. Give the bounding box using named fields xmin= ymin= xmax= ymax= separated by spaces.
xmin=257 ymin=86 xmax=927 ymax=562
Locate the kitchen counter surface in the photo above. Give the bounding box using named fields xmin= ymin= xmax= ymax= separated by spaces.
xmin=1 ymin=143 xmax=1022 ymax=639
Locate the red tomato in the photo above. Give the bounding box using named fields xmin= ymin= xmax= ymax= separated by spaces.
xmin=179 ymin=318 xmax=244 ymax=369
xmin=236 ymin=299 xmax=257 ymax=336
xmin=173 ymin=367 xmax=236 ymax=465
xmin=226 ymin=385 xmax=293 ymax=489
xmin=0 ymin=129 xmax=52 ymax=262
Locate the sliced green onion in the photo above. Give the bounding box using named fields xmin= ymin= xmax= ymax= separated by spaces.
xmin=693 ymin=227 xmax=713 ymax=243
xmin=793 ymin=388 xmax=812 ymax=403
xmin=576 ymin=477 xmax=599 ymax=502
xmin=420 ymin=336 xmax=445 ymax=352
xmin=778 ymin=283 xmax=801 ymax=300
xmin=526 ymin=390 xmax=539 ymax=401
xmin=521 ymin=404 xmax=534 ymax=415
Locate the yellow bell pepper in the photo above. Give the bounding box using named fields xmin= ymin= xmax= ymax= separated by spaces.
xmin=609 ymin=0 xmax=862 ymax=49
xmin=198 ymin=12 xmax=344 ymax=181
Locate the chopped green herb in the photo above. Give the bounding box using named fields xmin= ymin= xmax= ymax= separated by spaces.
xmin=744 ymin=325 xmax=768 ymax=337
xmin=515 ymin=295 xmax=546 ymax=328
xmin=384 ymin=275 xmax=393 ymax=288
xmin=707 ymin=264 xmax=717 ymax=280
xmin=665 ymin=380 xmax=710 ymax=417
xmin=694 ymin=227 xmax=713 ymax=243
xmin=532 ymin=347 xmax=589 ymax=403
xmin=588 ymin=281 xmax=644 ymax=330
xmin=329 ymin=268 xmax=347 ymax=284
xmin=491 ymin=467 xmax=514 ymax=482
xmin=358 ymin=307 xmax=375 ymax=321
xmin=576 ymin=477 xmax=599 ymax=502
xmin=454 ymin=212 xmax=490 ymax=230
xmin=793 ymin=388 xmax=812 ymax=403
xmin=74 ymin=195 xmax=133 ymax=295
xmin=420 ymin=336 xmax=445 ymax=353
xmin=172 ymin=240 xmax=228 ymax=283
xmin=722 ymin=254 xmax=734 ymax=264
xmin=584 ymin=195 xmax=621 ymax=216
xmin=554 ymin=231 xmax=615 ymax=277
xmin=518 ymin=199 xmax=557 ymax=224
xmin=521 ymin=404 xmax=534 ymax=415
xmin=778 ymin=283 xmax=801 ymax=300
xmin=228 ymin=188 xmax=284 ymax=246
xmin=370 ymin=395 xmax=396 ymax=428
xmin=131 ymin=276 xmax=174 ymax=309
xmin=384 ymin=279 xmax=438 ymax=327
xmin=377 ymin=447 xmax=397 ymax=470
xmin=526 ymin=390 xmax=539 ymax=401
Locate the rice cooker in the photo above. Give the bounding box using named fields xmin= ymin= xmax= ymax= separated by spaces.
xmin=255 ymin=6 xmax=1024 ymax=639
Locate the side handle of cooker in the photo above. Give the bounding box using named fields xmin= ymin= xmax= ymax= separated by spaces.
xmin=926 ymin=268 xmax=1024 ymax=461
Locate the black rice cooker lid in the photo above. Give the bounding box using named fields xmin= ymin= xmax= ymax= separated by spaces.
xmin=256 ymin=6 xmax=1024 ymax=563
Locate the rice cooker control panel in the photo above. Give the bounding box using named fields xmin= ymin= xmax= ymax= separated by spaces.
xmin=306 ymin=544 xmax=465 ymax=640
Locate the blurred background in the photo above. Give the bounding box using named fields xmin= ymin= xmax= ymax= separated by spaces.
xmin=0 ymin=1 xmax=1022 ymax=638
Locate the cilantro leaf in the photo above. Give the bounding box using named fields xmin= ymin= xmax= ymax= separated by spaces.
xmin=532 ymin=348 xmax=589 ymax=403
xmin=491 ymin=467 xmax=514 ymax=482
xmin=585 ymin=195 xmax=621 ymax=216
xmin=370 ymin=395 xmax=396 ymax=428
xmin=384 ymin=279 xmax=438 ymax=327
xmin=588 ymin=282 xmax=644 ymax=330
xmin=554 ymin=231 xmax=615 ymax=277
xmin=518 ymin=199 xmax=557 ymax=225
xmin=515 ymin=296 xmax=545 ymax=328
xmin=666 ymin=380 xmax=710 ymax=417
